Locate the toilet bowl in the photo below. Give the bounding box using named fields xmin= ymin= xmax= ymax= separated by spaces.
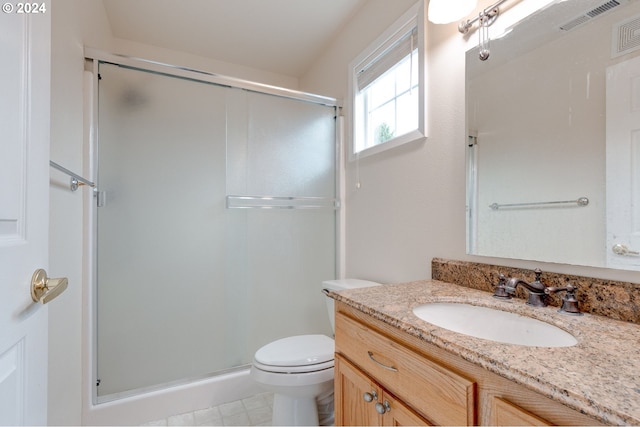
xmin=251 ymin=334 xmax=335 ymax=426
xmin=250 ymin=279 xmax=382 ymax=426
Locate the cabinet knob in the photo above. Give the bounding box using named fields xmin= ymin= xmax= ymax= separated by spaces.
xmin=375 ymin=401 xmax=391 ymax=414
xmin=363 ymin=390 xmax=378 ymax=403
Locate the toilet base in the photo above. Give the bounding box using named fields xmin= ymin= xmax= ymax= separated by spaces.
xmin=251 ymin=364 xmax=334 ymax=425
xmin=272 ymin=393 xmax=319 ymax=426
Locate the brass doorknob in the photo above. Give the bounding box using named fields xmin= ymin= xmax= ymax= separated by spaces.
xmin=31 ymin=269 xmax=68 ymax=304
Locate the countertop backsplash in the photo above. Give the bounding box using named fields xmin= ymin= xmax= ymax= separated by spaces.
xmin=432 ymin=258 xmax=640 ymax=324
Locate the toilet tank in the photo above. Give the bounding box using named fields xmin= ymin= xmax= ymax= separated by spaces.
xmin=322 ymin=279 xmax=382 ymax=334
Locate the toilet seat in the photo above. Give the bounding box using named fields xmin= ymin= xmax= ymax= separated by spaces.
xmin=254 ymin=334 xmax=334 ymax=374
xmin=253 ymin=359 xmax=334 ymax=374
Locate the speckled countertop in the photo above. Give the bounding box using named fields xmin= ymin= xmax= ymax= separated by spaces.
xmin=330 ymin=280 xmax=640 ymax=426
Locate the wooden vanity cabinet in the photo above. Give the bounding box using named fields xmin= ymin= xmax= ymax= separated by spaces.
xmin=334 ymin=302 xmax=603 ymax=426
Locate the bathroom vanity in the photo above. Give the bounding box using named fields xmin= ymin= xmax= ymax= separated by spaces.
xmin=330 ymin=280 xmax=640 ymax=425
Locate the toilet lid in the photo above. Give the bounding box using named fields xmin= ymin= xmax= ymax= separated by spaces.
xmin=254 ymin=334 xmax=334 ymax=367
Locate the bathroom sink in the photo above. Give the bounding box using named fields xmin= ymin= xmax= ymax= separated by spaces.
xmin=412 ymin=303 xmax=577 ymax=347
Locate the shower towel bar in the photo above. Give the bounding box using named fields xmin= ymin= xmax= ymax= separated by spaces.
xmin=226 ymin=195 xmax=339 ymax=210
xmin=489 ymin=196 xmax=589 ymax=210
xmin=50 ymin=160 xmax=95 ymax=192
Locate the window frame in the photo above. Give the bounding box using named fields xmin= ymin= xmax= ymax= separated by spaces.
xmin=348 ymin=0 xmax=427 ymax=160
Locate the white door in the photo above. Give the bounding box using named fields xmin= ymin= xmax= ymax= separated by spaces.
xmin=0 ymin=5 xmax=51 ymax=425
xmin=606 ymin=55 xmax=640 ymax=269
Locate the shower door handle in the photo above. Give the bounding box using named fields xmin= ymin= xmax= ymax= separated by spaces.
xmin=95 ymin=190 xmax=107 ymax=207
xmin=30 ymin=269 xmax=68 ymax=304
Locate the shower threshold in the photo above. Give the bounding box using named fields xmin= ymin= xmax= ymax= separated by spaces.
xmin=95 ymin=364 xmax=252 ymax=405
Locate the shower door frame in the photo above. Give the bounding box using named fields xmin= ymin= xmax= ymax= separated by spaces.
xmin=83 ymin=48 xmax=345 ymax=408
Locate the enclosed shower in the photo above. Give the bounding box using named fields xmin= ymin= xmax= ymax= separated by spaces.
xmin=92 ymin=59 xmax=339 ymax=400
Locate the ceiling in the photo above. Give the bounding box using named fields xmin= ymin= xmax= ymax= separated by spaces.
xmin=101 ymin=0 xmax=367 ymax=77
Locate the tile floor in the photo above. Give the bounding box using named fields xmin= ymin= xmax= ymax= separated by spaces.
xmin=141 ymin=392 xmax=274 ymax=426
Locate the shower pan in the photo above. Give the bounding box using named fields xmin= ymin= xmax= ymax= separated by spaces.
xmin=93 ymin=60 xmax=339 ymax=400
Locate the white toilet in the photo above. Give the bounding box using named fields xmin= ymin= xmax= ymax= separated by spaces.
xmin=250 ymin=279 xmax=381 ymax=426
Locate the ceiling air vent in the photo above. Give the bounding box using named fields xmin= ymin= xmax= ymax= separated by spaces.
xmin=587 ymin=0 xmax=621 ymax=17
xmin=560 ymin=0 xmax=622 ymax=31
xmin=612 ymin=14 xmax=640 ymax=58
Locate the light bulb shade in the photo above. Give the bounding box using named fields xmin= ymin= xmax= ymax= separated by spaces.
xmin=428 ymin=0 xmax=477 ymax=24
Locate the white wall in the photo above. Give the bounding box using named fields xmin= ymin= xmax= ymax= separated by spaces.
xmin=301 ymin=0 xmax=468 ymax=283
xmin=300 ymin=0 xmax=640 ymax=285
xmin=109 ymin=38 xmax=299 ymax=90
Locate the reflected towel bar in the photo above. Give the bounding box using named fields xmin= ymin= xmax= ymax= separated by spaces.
xmin=226 ymin=195 xmax=339 ymax=210
xmin=489 ymin=197 xmax=589 ymax=210
xmin=50 ymin=160 xmax=95 ymax=191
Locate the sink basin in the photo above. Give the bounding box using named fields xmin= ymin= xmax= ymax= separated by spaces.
xmin=412 ymin=303 xmax=577 ymax=347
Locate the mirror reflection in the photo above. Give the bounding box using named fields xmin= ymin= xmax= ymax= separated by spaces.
xmin=466 ymin=0 xmax=640 ymax=270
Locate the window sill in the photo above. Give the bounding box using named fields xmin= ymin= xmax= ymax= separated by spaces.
xmin=350 ymin=129 xmax=426 ymax=161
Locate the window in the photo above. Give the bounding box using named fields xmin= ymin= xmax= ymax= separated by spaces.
xmin=349 ymin=1 xmax=426 ymax=159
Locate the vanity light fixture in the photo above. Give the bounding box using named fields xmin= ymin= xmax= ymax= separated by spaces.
xmin=459 ymin=0 xmax=559 ymax=60
xmin=428 ymin=0 xmax=478 ymax=24
xmin=458 ymin=0 xmax=511 ymax=61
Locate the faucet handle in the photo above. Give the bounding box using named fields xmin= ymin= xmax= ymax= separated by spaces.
xmin=533 ymin=268 xmax=543 ymax=282
xmin=544 ymin=283 xmax=583 ymax=316
xmin=493 ymin=274 xmax=511 ymax=299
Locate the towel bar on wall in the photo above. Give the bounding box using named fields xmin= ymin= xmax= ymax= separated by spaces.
xmin=489 ymin=197 xmax=589 ymax=210
xmin=50 ymin=160 xmax=95 ymax=192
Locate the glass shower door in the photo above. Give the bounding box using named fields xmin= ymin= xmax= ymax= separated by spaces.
xmin=95 ymin=63 xmax=337 ymax=398
xmin=225 ymin=89 xmax=337 ymax=354
xmin=96 ymin=63 xmax=230 ymax=397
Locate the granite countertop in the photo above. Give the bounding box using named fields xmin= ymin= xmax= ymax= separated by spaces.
xmin=330 ymin=280 xmax=640 ymax=426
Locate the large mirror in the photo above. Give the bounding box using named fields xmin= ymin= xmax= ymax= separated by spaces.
xmin=466 ymin=0 xmax=640 ymax=270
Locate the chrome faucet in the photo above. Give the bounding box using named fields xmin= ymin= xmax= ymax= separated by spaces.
xmin=504 ymin=269 xmax=547 ymax=307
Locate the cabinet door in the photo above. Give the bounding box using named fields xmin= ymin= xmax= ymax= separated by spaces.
xmin=381 ymin=391 xmax=432 ymax=426
xmin=491 ymin=397 xmax=553 ymax=426
xmin=336 ymin=355 xmax=431 ymax=426
xmin=335 ymin=354 xmax=381 ymax=426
